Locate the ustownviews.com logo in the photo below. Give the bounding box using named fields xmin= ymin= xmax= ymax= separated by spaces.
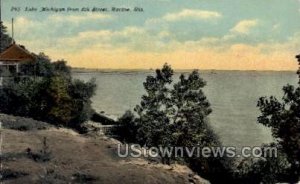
xmin=117 ymin=144 xmax=278 ymax=158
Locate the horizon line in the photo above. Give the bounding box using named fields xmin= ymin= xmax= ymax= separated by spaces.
xmin=71 ymin=67 xmax=296 ymax=73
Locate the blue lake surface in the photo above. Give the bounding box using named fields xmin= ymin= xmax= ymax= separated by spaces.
xmin=73 ymin=70 xmax=298 ymax=148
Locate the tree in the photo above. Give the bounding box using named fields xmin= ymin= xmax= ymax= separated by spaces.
xmin=257 ymin=54 xmax=300 ymax=183
xmin=0 ymin=22 xmax=13 ymax=52
xmin=170 ymin=71 xmax=218 ymax=148
xmin=0 ymin=22 xmax=97 ymax=129
xmin=68 ymin=78 xmax=96 ymax=128
xmin=33 ymin=53 xmax=54 ymax=77
xmin=132 ymin=64 xmax=219 ymax=148
xmin=45 ymin=76 xmax=74 ymax=126
xmin=116 ymin=64 xmax=225 ymax=176
xmin=134 ymin=64 xmax=174 ymax=148
xmin=0 ymin=54 xmax=96 ymax=129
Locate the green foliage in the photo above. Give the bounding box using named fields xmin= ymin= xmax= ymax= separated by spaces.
xmin=0 ymin=22 xmax=13 ymax=52
xmin=33 ymin=53 xmax=54 ymax=77
xmin=67 ymin=78 xmax=96 ymax=128
xmin=257 ymin=54 xmax=300 ymax=182
xmin=45 ymin=76 xmax=74 ymax=126
xmin=234 ymin=144 xmax=291 ymax=184
xmin=0 ymin=113 xmax=52 ymax=131
xmin=0 ymin=77 xmax=47 ymax=116
xmin=128 ymin=64 xmax=218 ymax=149
xmin=115 ymin=64 xmax=229 ymax=180
xmin=133 ymin=64 xmax=174 ymax=148
xmin=113 ymin=110 xmax=139 ymax=143
xmin=0 ymin=51 xmax=96 ymax=129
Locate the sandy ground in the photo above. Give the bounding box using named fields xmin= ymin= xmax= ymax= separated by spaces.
xmin=1 ymin=127 xmax=209 ymax=184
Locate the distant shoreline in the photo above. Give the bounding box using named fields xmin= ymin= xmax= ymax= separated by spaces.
xmin=72 ymin=68 xmax=296 ymax=74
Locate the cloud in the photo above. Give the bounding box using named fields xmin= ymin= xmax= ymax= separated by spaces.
xmin=49 ymin=13 xmax=113 ymax=23
xmin=25 ymin=27 xmax=299 ymax=71
xmin=45 ymin=40 xmax=298 ymax=71
xmin=6 ymin=11 xmax=299 ymax=71
xmin=5 ymin=13 xmax=114 ymax=37
xmin=162 ymin=9 xmax=222 ymax=22
xmin=18 ymin=25 xmax=156 ymax=54
xmin=145 ymin=9 xmax=222 ymax=25
xmin=230 ymin=19 xmax=259 ymax=34
xmin=272 ymin=23 xmax=280 ymax=31
xmin=19 ymin=27 xmax=300 ymax=71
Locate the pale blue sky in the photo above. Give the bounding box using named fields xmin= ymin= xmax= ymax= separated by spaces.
xmin=1 ymin=0 xmax=300 ymax=70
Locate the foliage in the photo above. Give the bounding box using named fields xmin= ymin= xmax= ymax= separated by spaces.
xmin=257 ymin=54 xmax=300 ymax=183
xmin=0 ymin=22 xmax=95 ymax=129
xmin=45 ymin=76 xmax=74 ymax=126
xmin=0 ymin=113 xmax=52 ymax=131
xmin=67 ymin=78 xmax=96 ymax=128
xmin=113 ymin=110 xmax=139 ymax=143
xmin=0 ymin=169 xmax=28 ymax=182
xmin=0 ymin=22 xmax=13 ymax=52
xmin=130 ymin=64 xmax=219 ymax=148
xmin=0 ymin=51 xmax=96 ymax=129
xmin=115 ymin=64 xmax=229 ymax=181
xmin=233 ymin=143 xmax=291 ymax=184
xmin=72 ymin=172 xmax=98 ymax=183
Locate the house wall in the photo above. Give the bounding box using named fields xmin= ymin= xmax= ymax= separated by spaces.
xmin=0 ymin=62 xmax=19 ymax=76
xmin=0 ymin=62 xmax=19 ymax=86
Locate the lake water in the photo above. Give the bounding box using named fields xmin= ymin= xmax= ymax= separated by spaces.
xmin=73 ymin=70 xmax=298 ymax=148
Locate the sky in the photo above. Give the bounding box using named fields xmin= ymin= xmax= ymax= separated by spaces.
xmin=1 ymin=0 xmax=300 ymax=70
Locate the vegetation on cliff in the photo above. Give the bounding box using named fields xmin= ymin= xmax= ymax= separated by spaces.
xmin=0 ymin=22 xmax=96 ymax=129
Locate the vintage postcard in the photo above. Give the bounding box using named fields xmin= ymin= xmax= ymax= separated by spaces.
xmin=0 ymin=0 xmax=299 ymax=183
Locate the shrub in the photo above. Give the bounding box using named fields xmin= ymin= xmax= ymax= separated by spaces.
xmin=1 ymin=22 xmax=96 ymax=129
xmin=0 ymin=54 xmax=96 ymax=129
xmin=72 ymin=172 xmax=98 ymax=183
xmin=0 ymin=169 xmax=28 ymax=182
xmin=234 ymin=144 xmax=291 ymax=184
xmin=0 ymin=113 xmax=52 ymax=131
xmin=26 ymin=137 xmax=52 ymax=162
xmin=113 ymin=110 xmax=139 ymax=143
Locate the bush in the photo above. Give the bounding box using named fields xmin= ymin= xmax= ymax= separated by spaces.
xmin=0 ymin=113 xmax=52 ymax=131
xmin=113 ymin=110 xmax=139 ymax=143
xmin=26 ymin=137 xmax=52 ymax=162
xmin=0 ymin=169 xmax=28 ymax=181
xmin=72 ymin=172 xmax=98 ymax=183
xmin=0 ymin=22 xmax=96 ymax=129
xmin=234 ymin=144 xmax=291 ymax=184
xmin=0 ymin=53 xmax=96 ymax=130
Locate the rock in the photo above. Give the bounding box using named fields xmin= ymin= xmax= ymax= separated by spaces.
xmin=91 ymin=112 xmax=117 ymax=125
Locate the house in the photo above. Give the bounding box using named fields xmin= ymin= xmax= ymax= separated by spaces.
xmin=0 ymin=42 xmax=35 ymax=85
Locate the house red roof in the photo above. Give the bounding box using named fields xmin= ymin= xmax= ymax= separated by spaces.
xmin=0 ymin=43 xmax=35 ymax=63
